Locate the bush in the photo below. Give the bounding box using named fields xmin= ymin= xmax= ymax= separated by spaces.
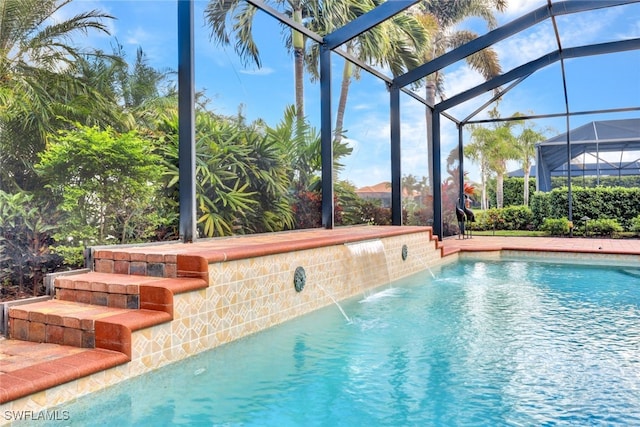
xmin=0 ymin=191 xmax=64 ymax=299
xmin=472 ymin=208 xmax=505 ymax=231
xmin=541 ymin=218 xmax=571 ymax=236
xmin=501 ymin=205 xmax=534 ymax=230
xmin=469 ymin=206 xmax=533 ymax=231
xmin=531 ymin=187 xmax=640 ymax=231
xmin=631 ymin=215 xmax=640 ymax=235
xmin=587 ymin=218 xmax=623 ymax=237
xmin=36 ymin=125 xmax=165 ymax=244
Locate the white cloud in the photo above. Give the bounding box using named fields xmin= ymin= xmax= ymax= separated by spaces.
xmin=240 ymin=67 xmax=275 ymax=76
xmin=442 ymin=66 xmax=486 ymax=101
xmin=500 ymin=0 xmax=546 ymax=19
xmin=124 ymin=27 xmax=152 ymax=46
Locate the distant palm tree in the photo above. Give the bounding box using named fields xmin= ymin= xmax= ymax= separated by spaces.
xmin=412 ymin=0 xmax=507 ymax=193
xmin=0 ymin=0 xmax=114 ymax=191
xmin=514 ymin=120 xmax=546 ymax=205
xmin=466 ymin=117 xmax=518 ymax=209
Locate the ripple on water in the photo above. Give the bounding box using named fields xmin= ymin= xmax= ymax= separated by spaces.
xmin=45 ymin=260 xmax=640 ymax=427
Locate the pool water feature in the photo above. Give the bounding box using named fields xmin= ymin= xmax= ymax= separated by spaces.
xmin=345 ymin=239 xmax=391 ymax=293
xmin=43 ymin=259 xmax=640 ymax=426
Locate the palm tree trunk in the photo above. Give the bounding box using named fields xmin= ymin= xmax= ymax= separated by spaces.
xmin=292 ymin=8 xmax=305 ymax=124
xmin=496 ymin=172 xmax=504 ymax=209
xmin=334 ymin=57 xmax=353 ymax=144
xmin=425 ymin=81 xmax=436 ymax=195
xmin=481 ymin=168 xmax=488 ymax=210
xmin=523 ymin=165 xmax=531 ymax=206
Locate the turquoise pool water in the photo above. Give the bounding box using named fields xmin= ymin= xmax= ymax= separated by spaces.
xmin=45 ymin=259 xmax=640 ymax=426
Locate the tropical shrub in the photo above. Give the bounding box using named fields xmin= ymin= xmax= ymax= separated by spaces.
xmin=587 ymin=218 xmax=623 ymax=237
xmin=472 ymin=208 xmax=505 ymax=231
xmin=358 ymin=202 xmax=391 ymax=225
xmin=541 ymin=217 xmax=571 ymax=236
xmin=631 ymin=215 xmax=640 ymax=235
xmin=500 ymin=205 xmax=534 ymax=230
xmin=37 ymin=124 xmax=166 ymax=245
xmin=0 ymin=191 xmax=63 ymax=299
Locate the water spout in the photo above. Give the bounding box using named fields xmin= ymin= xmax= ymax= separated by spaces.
xmin=345 ymin=239 xmax=391 ymax=292
xmin=416 ymin=256 xmax=436 ymax=279
xmin=316 ymin=283 xmax=351 ymax=323
xmin=426 ymin=265 xmax=436 ymax=279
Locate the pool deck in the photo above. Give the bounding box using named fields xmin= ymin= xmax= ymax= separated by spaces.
xmin=440 ymin=234 xmax=640 ymax=257
xmin=2 ymin=230 xmax=639 ymax=407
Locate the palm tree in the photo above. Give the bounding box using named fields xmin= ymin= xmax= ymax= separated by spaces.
xmin=515 ymin=120 xmax=546 ymax=206
xmin=305 ymin=0 xmax=430 ymax=145
xmin=0 ymin=0 xmax=114 ymax=191
xmin=204 ymin=0 xmax=339 ymax=123
xmin=412 ymin=0 xmax=507 ymax=193
xmin=464 ymin=130 xmax=491 ymax=210
xmin=466 ymin=120 xmax=517 ymax=209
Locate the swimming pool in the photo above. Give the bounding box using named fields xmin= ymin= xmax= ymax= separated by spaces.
xmin=42 ymin=258 xmax=640 ymax=426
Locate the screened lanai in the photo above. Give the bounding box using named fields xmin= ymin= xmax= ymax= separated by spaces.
xmin=177 ymin=0 xmax=640 ymax=241
xmin=536 ymin=118 xmax=640 ymax=191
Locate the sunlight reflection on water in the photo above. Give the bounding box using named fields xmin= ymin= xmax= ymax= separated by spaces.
xmin=45 ymin=260 xmax=640 ymax=427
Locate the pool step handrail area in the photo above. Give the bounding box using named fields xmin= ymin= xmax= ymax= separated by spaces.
xmin=1 ymin=226 xmax=444 ymax=416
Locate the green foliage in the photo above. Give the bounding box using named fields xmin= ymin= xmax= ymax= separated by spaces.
xmin=631 ymin=215 xmax=640 ymax=234
xmin=358 ymin=201 xmax=392 ymax=225
xmin=0 ymin=0 xmax=117 ymax=192
xmin=334 ymin=181 xmax=361 ymax=226
xmin=50 ymin=245 xmax=85 ymax=268
xmin=530 ymin=191 xmax=550 ymax=229
xmin=541 ymin=217 xmax=571 ymax=236
xmin=36 ymin=124 xmax=165 ymax=244
xmin=500 ymin=205 xmax=534 ymax=230
xmin=157 ymin=108 xmax=295 ymax=237
xmin=531 ymin=186 xmax=640 ymax=231
xmin=587 ymin=218 xmax=623 ymax=237
xmin=0 ymin=190 xmax=63 ymax=297
xmin=473 ymin=208 xmax=504 ymax=231
xmin=470 ymin=206 xmax=533 ymax=231
xmin=487 ymin=178 xmax=536 ymax=207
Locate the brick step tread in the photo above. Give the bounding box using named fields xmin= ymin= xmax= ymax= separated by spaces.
xmin=55 ymin=272 xmax=207 ymax=295
xmin=8 ymin=300 xmax=172 ymax=354
xmin=0 ymin=343 xmax=128 ymax=404
xmin=9 ymin=300 xmax=172 ymax=330
xmin=9 ymin=300 xmax=130 ymax=329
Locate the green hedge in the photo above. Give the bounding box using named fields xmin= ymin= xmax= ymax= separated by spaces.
xmin=587 ymin=218 xmax=623 ymax=237
xmin=487 ymin=178 xmax=536 ymax=208
xmin=541 ymin=217 xmax=571 ymax=236
xmin=530 ymin=186 xmax=640 ymax=231
xmin=469 ymin=205 xmax=533 ymax=231
xmin=486 ymin=176 xmax=640 ymax=208
xmin=631 ymin=215 xmax=640 ymax=234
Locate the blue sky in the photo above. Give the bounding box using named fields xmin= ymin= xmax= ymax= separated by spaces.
xmin=66 ymin=0 xmax=640 ymax=187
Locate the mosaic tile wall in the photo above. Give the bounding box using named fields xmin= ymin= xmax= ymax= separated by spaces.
xmin=3 ymin=231 xmax=441 ymax=416
xmin=461 ymin=250 xmax=640 ymax=266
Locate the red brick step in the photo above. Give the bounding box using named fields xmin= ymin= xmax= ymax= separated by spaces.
xmin=54 ymin=272 xmax=207 ymax=312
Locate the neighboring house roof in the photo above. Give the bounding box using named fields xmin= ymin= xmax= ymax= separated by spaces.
xmin=356 ymin=182 xmax=422 ymax=198
xmin=356 ymin=182 xmax=392 ymax=194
